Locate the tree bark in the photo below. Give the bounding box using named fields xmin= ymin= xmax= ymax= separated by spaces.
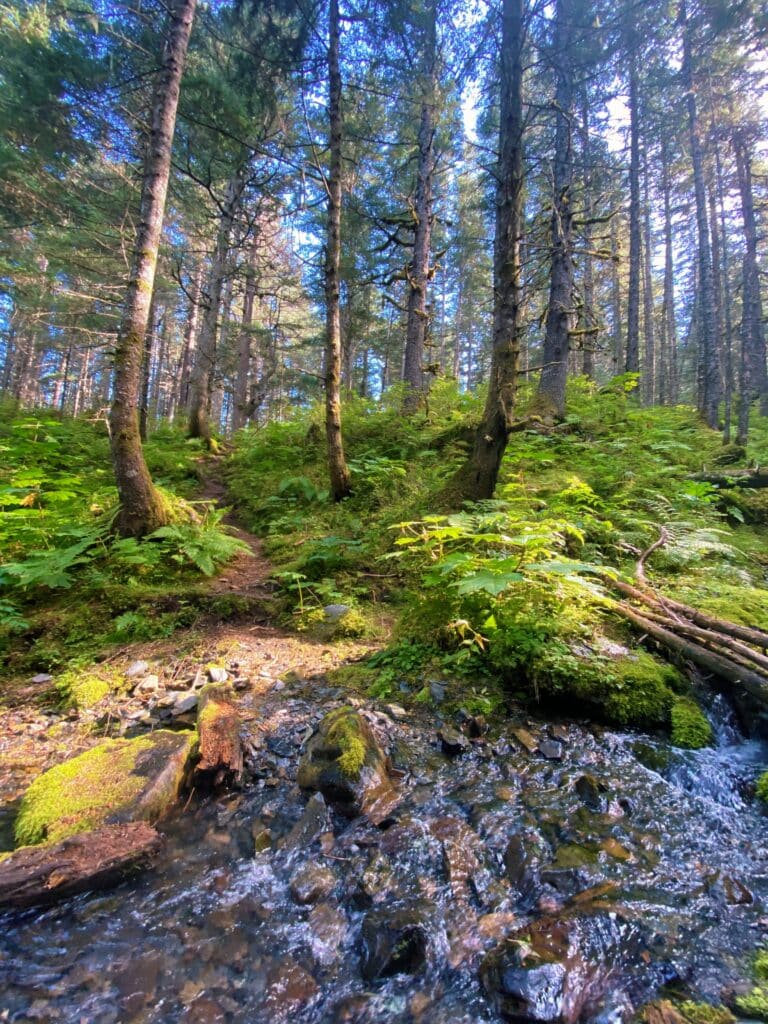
xmin=537 ymin=0 xmax=575 ymax=418
xmin=642 ymin=145 xmax=655 ymax=403
xmin=402 ymin=0 xmax=438 ymax=413
xmin=580 ymin=90 xmax=596 ymax=379
xmin=232 ymin=231 xmax=260 ymax=432
xmin=610 ymin=215 xmax=623 ymax=374
xmin=324 ymin=0 xmax=351 ymax=500
xmin=176 ymin=255 xmax=204 ymax=418
xmin=714 ymin=144 xmax=735 ymax=441
xmin=187 ymin=170 xmax=244 ymax=443
xmin=109 ymin=0 xmax=196 ymax=536
xmin=660 ymin=137 xmax=678 ymax=403
xmin=680 ymin=0 xmax=721 ymax=428
xmin=625 ymin=49 xmax=641 ymax=376
xmin=456 ymin=0 xmax=524 ymax=499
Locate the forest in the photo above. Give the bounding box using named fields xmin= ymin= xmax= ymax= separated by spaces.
xmin=1 ymin=0 xmax=768 ymax=1021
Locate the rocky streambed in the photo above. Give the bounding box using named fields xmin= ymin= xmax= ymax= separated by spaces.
xmin=1 ymin=671 xmax=767 ymax=1023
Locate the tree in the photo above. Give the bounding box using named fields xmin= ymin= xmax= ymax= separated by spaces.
xmin=109 ymin=0 xmax=197 ymax=537
xmin=324 ymin=0 xmax=351 ymax=501
xmin=457 ymin=0 xmax=525 ymax=499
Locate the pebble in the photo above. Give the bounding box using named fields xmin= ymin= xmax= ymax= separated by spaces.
xmin=30 ymin=673 xmax=53 ymax=684
xmin=539 ymin=739 xmax=564 ymax=761
xmin=207 ymin=667 xmax=229 ymax=683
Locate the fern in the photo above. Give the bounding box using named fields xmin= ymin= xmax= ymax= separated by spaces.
xmin=149 ymin=508 xmax=250 ymax=576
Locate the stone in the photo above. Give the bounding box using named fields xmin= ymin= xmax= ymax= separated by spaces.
xmin=323 ymin=603 xmax=351 ymax=621
xmin=309 ymin=904 xmax=348 ymax=966
xmin=289 ymin=863 xmax=336 ymax=904
xmin=281 ymin=793 xmax=331 ymax=850
xmin=429 ymin=681 xmax=447 ymax=703
xmin=438 ymin=725 xmax=471 ymax=757
xmin=263 ymin=958 xmax=318 ymax=1015
xmin=359 ymin=901 xmax=434 ymax=981
xmin=172 ymin=693 xmax=199 ymax=717
xmin=14 ymin=730 xmax=197 ymax=846
xmin=135 ymin=674 xmax=160 ymax=695
xmin=512 ymin=727 xmax=539 ymax=754
xmin=503 ymin=832 xmax=546 ymax=905
xmin=539 ymin=739 xmax=564 ymax=760
xmin=430 ymin=817 xmax=482 ymax=898
xmin=30 ymin=673 xmax=53 ymax=685
xmin=575 ymin=774 xmax=605 ymax=812
xmin=297 ymin=707 xmax=399 ymax=824
xmin=125 ymin=660 xmax=149 ymax=678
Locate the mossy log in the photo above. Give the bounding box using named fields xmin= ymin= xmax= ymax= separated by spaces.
xmin=195 ymin=683 xmax=243 ymax=784
xmin=0 ymin=823 xmax=162 ymax=910
xmin=689 ymin=469 xmax=768 ymax=488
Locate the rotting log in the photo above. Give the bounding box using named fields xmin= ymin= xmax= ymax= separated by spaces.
xmin=0 ymin=822 xmax=162 ymax=910
xmin=689 ymin=469 xmax=768 ymax=488
xmin=195 ymin=683 xmax=243 ymax=785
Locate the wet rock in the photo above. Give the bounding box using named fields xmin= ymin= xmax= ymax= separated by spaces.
xmin=430 ymin=816 xmax=482 ymax=898
xmin=457 ymin=708 xmax=489 ymax=737
xmin=360 ymin=901 xmax=434 ymax=981
xmin=206 ymin=666 xmax=229 ymax=683
xmin=183 ymin=994 xmax=227 ymax=1023
xmin=512 ymin=727 xmax=539 ymax=754
xmin=281 ymin=793 xmax=331 ymax=850
xmin=125 ymin=660 xmax=149 ymax=678
xmin=575 ymin=774 xmax=606 ymax=812
xmin=439 ymin=725 xmax=471 ymax=757
xmin=332 ymin=995 xmax=372 ymax=1022
xmin=539 ymin=739 xmax=564 ymax=761
xmin=503 ymin=832 xmax=545 ymax=902
xmin=264 ymin=958 xmax=318 ymax=1016
xmin=480 ymin=910 xmax=642 ymax=1023
xmin=297 ymin=707 xmax=399 ymax=824
xmin=289 ymin=862 xmax=336 ymax=904
xmin=309 ymin=903 xmax=348 ymax=966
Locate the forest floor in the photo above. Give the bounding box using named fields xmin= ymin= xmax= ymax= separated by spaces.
xmin=0 ymin=457 xmax=385 ymax=841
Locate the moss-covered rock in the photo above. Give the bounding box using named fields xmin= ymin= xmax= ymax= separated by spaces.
xmin=670 ymin=698 xmax=713 ymax=749
xmin=297 ymin=706 xmax=398 ymax=823
xmin=756 ymin=771 xmax=768 ymax=804
xmin=569 ymin=650 xmax=682 ymax=729
xmin=734 ymin=946 xmax=768 ymax=1021
xmin=14 ymin=730 xmax=197 ymax=847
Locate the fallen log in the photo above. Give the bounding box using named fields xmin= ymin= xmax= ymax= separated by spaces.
xmin=605 ymin=576 xmax=768 ymax=650
xmin=0 ymin=822 xmax=162 ymax=911
xmin=615 ymin=604 xmax=768 ymax=705
xmin=195 ymin=683 xmax=243 ymax=785
xmin=637 ymin=607 xmax=768 ymax=673
xmin=689 ymin=469 xmax=768 ymax=488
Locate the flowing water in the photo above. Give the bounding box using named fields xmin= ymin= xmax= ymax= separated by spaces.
xmin=1 ymin=680 xmax=767 ymax=1023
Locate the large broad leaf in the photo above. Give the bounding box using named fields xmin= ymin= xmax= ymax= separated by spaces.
xmin=454 ymin=569 xmax=524 ymax=595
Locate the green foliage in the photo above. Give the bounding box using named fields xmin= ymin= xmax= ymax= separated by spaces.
xmin=676 ymin=1003 xmax=735 ymax=1024
xmin=735 ymin=947 xmax=768 ymax=1021
xmin=756 ymin=771 xmax=768 ymax=804
xmin=149 ymin=507 xmax=250 ymax=576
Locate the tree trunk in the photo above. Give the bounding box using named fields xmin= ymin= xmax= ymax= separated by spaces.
xmin=537 ymin=0 xmax=575 ymax=418
xmin=580 ymin=91 xmax=596 ymax=379
xmin=660 ymin=138 xmax=678 ymax=403
xmin=176 ymin=255 xmax=204 ymax=418
xmin=610 ymin=216 xmax=623 ymax=374
xmin=109 ymin=0 xmax=196 ymax=537
xmin=457 ymin=0 xmax=524 ymax=499
xmin=402 ymin=0 xmax=438 ymax=413
xmin=139 ymin=290 xmax=157 ymax=442
xmin=625 ymin=50 xmax=641 ymax=376
xmin=642 ymin=145 xmax=656 ymax=403
xmin=680 ymin=0 xmax=720 ymax=428
xmin=324 ymin=0 xmax=351 ymax=501
xmin=187 ymin=170 xmax=244 ymax=443
xmin=714 ymin=144 xmax=735 ymax=441
xmin=732 ymin=130 xmax=767 ymax=442
xmin=232 ymin=232 xmax=260 ymax=432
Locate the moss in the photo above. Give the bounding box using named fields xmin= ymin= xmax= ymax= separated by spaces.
xmin=55 ymin=669 xmax=118 ymax=709
xmin=755 ymin=772 xmax=768 ymax=803
xmin=14 ymin=731 xmax=196 ymax=846
xmin=325 ymin=706 xmax=368 ymax=777
xmin=677 ymin=1002 xmax=735 ymax=1024
xmin=552 ymin=842 xmax=599 ymax=869
xmin=735 ymin=947 xmax=768 ymax=1021
xmin=586 ymin=651 xmax=680 ymax=728
xmin=670 ymin=698 xmax=713 ymax=749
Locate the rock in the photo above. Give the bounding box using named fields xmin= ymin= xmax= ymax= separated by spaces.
xmin=480 ymin=910 xmax=642 ymax=1023
xmin=264 ymin=958 xmax=318 ymax=1015
xmin=14 ymin=730 xmax=197 ymax=846
xmin=430 ymin=816 xmax=482 ymax=898
xmin=458 ymin=708 xmax=489 ymax=737
xmin=281 ymin=793 xmax=331 ymax=850
xmin=323 ymin=603 xmax=351 ymax=621
xmin=503 ymin=832 xmax=546 ymax=905
xmin=539 ymin=739 xmax=564 ymax=761
xmin=574 ymin=774 xmax=606 ymax=812
xmin=309 ymin=904 xmax=348 ymax=966
xmin=289 ymin=863 xmax=336 ymax=904
xmin=438 ymin=725 xmax=471 ymax=757
xmin=135 ymin=674 xmax=160 ymax=695
xmin=207 ymin=666 xmax=229 ymax=683
xmin=30 ymin=673 xmax=53 ymax=685
xmin=195 ymin=683 xmax=242 ymax=784
xmin=172 ymin=693 xmax=199 ymax=717
xmin=297 ymin=707 xmax=399 ymax=824
xmin=429 ymin=681 xmax=447 ymax=703
xmin=359 ymin=901 xmax=434 ymax=981
xmin=126 ymin=660 xmax=149 ymax=678
xmin=0 ymin=822 xmax=162 ymax=910
xmin=512 ymin=727 xmax=539 ymax=754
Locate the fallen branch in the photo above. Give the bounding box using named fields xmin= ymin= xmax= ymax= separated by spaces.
xmin=689 ymin=469 xmax=768 ymax=489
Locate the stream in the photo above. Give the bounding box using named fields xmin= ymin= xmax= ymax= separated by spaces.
xmin=1 ymin=678 xmax=767 ymax=1023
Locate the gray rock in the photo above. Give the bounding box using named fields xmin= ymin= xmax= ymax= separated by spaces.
xmin=438 ymin=725 xmax=470 ymax=757
xmin=323 ymin=604 xmax=351 ymax=622
xmin=125 ymin=660 xmax=149 ymax=679
xmin=281 ymin=793 xmax=331 ymax=851
xmin=207 ymin=666 xmax=229 ymax=683
xmin=429 ymin=681 xmax=447 ymax=703
xmin=135 ymin=675 xmax=160 ymax=695
xmin=30 ymin=673 xmax=53 ymax=685
xmin=539 ymin=739 xmax=564 ymax=761
xmin=171 ymin=693 xmax=198 ymax=716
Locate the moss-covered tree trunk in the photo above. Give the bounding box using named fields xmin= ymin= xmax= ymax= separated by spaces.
xmin=109 ymin=0 xmax=196 ymax=536
xmin=324 ymin=0 xmax=351 ymax=501
xmin=453 ymin=0 xmax=524 ymax=501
